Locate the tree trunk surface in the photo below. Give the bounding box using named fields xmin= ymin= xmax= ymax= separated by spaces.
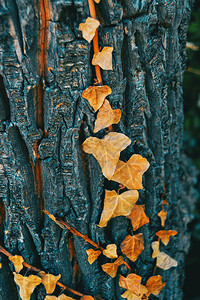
xmin=0 ymin=0 xmax=197 ymax=299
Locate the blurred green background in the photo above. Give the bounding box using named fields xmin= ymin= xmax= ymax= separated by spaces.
xmin=183 ymin=0 xmax=200 ymax=299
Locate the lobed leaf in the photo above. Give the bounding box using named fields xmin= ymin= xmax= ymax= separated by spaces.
xmin=9 ymin=255 xmax=24 ymax=273
xmin=82 ymin=85 xmax=112 ymax=112
xmin=86 ymin=249 xmax=101 ymax=264
xmin=13 ymin=273 xmax=41 ymax=300
xmin=156 ymin=230 xmax=177 ymax=246
xmin=92 ymin=47 xmax=113 ymax=70
xmin=120 ymin=234 xmax=144 ymax=262
xmin=127 ymin=205 xmax=149 ymax=231
xmin=79 ymin=17 xmax=100 ymax=43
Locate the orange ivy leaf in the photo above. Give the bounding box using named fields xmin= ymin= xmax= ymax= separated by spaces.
xmin=82 ymin=132 xmax=131 ymax=180
xmin=145 ymin=275 xmax=166 ymax=296
xmin=119 ymin=273 xmax=142 ymax=295
xmin=94 ymin=99 xmax=121 ymax=133
xmin=81 ymin=296 xmax=95 ymax=300
xmin=79 ymin=17 xmax=100 ymax=43
xmin=120 ymin=234 xmax=144 ymax=262
xmin=111 ymin=154 xmax=150 ymax=190
xmin=102 ymin=256 xmax=124 ymax=278
xmin=86 ymin=249 xmax=101 ymax=264
xmin=92 ymin=47 xmax=113 ymax=70
xmin=103 ymin=244 xmax=118 ymax=259
xmin=98 ymin=190 xmax=139 ymax=227
xmin=39 ymin=271 xmax=61 ymax=294
xmin=121 ymin=285 xmax=148 ymax=300
xmin=156 ymin=252 xmax=178 ymax=270
xmin=82 ymin=85 xmax=112 ymax=112
xmin=9 ymin=255 xmax=24 ymax=273
xmin=127 ymin=205 xmax=149 ymax=231
xmin=151 ymin=241 xmax=160 ymax=258
xmin=45 ymin=296 xmax=75 ymax=300
xmin=93 ymin=0 xmax=100 ymax=3
xmin=156 ymin=230 xmax=177 ymax=246
xmin=158 ymin=210 xmax=167 ymax=227
xmin=13 ymin=273 xmax=42 ymax=300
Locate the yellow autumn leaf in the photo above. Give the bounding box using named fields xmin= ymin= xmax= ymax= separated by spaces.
xmin=102 ymin=256 xmax=124 ymax=278
xmin=120 ymin=234 xmax=144 ymax=262
xmin=39 ymin=271 xmax=61 ymax=294
xmin=103 ymin=244 xmax=118 ymax=259
xmin=119 ymin=273 xmax=142 ymax=295
xmin=158 ymin=210 xmax=167 ymax=227
xmin=156 ymin=252 xmax=178 ymax=270
xmin=151 ymin=241 xmax=160 ymax=258
xmin=121 ymin=291 xmax=140 ymax=300
xmin=94 ymin=99 xmax=121 ymax=132
xmin=127 ymin=205 xmax=149 ymax=231
xmin=145 ymin=275 xmax=166 ymax=296
xmin=92 ymin=47 xmax=113 ymax=70
xmin=156 ymin=230 xmax=177 ymax=246
xmin=111 ymin=154 xmax=150 ymax=189
xmin=98 ymin=189 xmax=139 ymax=227
xmin=82 ymin=132 xmax=131 ymax=180
xmin=79 ymin=17 xmax=100 ymax=43
xmin=13 ymin=273 xmax=42 ymax=300
xmin=45 ymin=295 xmax=75 ymax=300
xmin=86 ymin=249 xmax=101 ymax=264
xmin=82 ymin=85 xmax=112 ymax=112
xmin=9 ymin=255 xmax=24 ymax=273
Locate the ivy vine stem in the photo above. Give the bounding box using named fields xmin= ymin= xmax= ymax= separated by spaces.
xmin=87 ymin=0 xmax=103 ymax=84
xmin=0 ymin=245 xmax=84 ymax=297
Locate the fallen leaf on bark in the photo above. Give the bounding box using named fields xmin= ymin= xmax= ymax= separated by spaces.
xmin=79 ymin=17 xmax=100 ymax=43
xmin=86 ymin=249 xmax=101 ymax=264
xmin=82 ymin=85 xmax=112 ymax=112
xmin=111 ymin=154 xmax=150 ymax=189
xmin=13 ymin=273 xmax=42 ymax=300
xmin=9 ymin=255 xmax=24 ymax=273
xmin=127 ymin=205 xmax=149 ymax=231
xmin=94 ymin=99 xmax=121 ymax=132
xmin=92 ymin=47 xmax=113 ymax=70
xmin=156 ymin=230 xmax=177 ymax=246
xmin=119 ymin=273 xmax=142 ymax=295
xmin=39 ymin=271 xmax=61 ymax=294
xmin=98 ymin=190 xmax=139 ymax=227
xmin=156 ymin=252 xmax=178 ymax=270
xmin=82 ymin=132 xmax=131 ymax=180
xmin=158 ymin=210 xmax=167 ymax=227
xmin=145 ymin=275 xmax=166 ymax=296
xmin=120 ymin=234 xmax=144 ymax=262
xmin=81 ymin=296 xmax=95 ymax=300
xmin=151 ymin=241 xmax=160 ymax=258
xmin=103 ymin=244 xmax=118 ymax=259
xmin=102 ymin=256 xmax=124 ymax=278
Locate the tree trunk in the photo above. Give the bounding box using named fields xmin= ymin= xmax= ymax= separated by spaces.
xmin=0 ymin=0 xmax=197 ymax=299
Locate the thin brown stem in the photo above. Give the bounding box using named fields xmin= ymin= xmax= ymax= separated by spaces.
xmin=0 ymin=245 xmax=83 ymax=297
xmin=87 ymin=0 xmax=102 ymax=84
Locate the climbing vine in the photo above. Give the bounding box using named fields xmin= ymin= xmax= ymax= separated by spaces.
xmin=0 ymin=0 xmax=178 ymax=299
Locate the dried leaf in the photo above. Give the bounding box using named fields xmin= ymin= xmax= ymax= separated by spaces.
xmin=111 ymin=154 xmax=150 ymax=190
xmin=14 ymin=273 xmax=42 ymax=300
xmin=45 ymin=296 xmax=58 ymax=300
xmin=119 ymin=273 xmax=142 ymax=295
xmin=94 ymin=99 xmax=121 ymax=133
xmin=98 ymin=190 xmax=139 ymax=227
xmin=81 ymin=296 xmax=95 ymax=300
xmin=156 ymin=230 xmax=177 ymax=246
xmin=86 ymin=249 xmax=101 ymax=264
xmin=82 ymin=85 xmax=112 ymax=112
xmin=127 ymin=205 xmax=149 ymax=231
xmin=45 ymin=296 xmax=75 ymax=300
xmin=146 ymin=275 xmax=166 ymax=296
xmin=103 ymin=244 xmax=118 ymax=259
xmin=121 ymin=291 xmax=140 ymax=300
xmin=93 ymin=0 xmax=100 ymax=3
xmin=82 ymin=132 xmax=131 ymax=180
xmin=102 ymin=256 xmax=124 ymax=278
xmin=79 ymin=17 xmax=100 ymax=43
xmin=9 ymin=255 xmax=24 ymax=273
xmin=121 ymin=234 xmax=144 ymax=262
xmin=92 ymin=47 xmax=113 ymax=70
xmin=151 ymin=241 xmax=160 ymax=258
xmin=39 ymin=271 xmax=61 ymax=294
xmin=156 ymin=252 xmax=178 ymax=270
xmin=158 ymin=210 xmax=167 ymax=227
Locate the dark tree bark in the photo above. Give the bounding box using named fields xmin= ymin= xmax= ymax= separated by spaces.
xmin=0 ymin=0 xmax=197 ymax=299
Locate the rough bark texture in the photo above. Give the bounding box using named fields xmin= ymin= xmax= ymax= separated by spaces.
xmin=0 ymin=0 xmax=197 ymax=299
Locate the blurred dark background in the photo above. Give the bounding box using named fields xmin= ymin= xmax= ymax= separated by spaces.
xmin=183 ymin=0 xmax=200 ymax=299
